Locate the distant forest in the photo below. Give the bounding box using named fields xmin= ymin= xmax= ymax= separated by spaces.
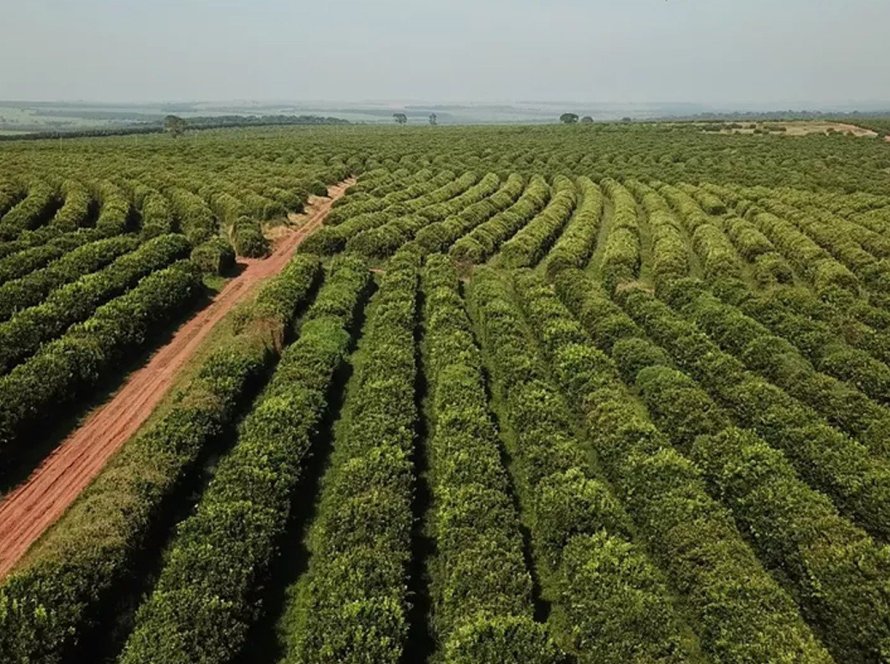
xmin=0 ymin=114 xmax=350 ymax=141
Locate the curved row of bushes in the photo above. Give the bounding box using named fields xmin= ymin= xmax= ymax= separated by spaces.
xmin=306 ymin=170 xmax=465 ymax=255
xmin=0 ymin=233 xmax=191 ymax=374
xmin=120 ymin=255 xmax=370 ymax=664
xmin=0 ymin=180 xmax=26 ymax=218
xmin=657 ymin=183 xmax=744 ymax=282
xmin=619 ymin=285 xmax=890 ymax=540
xmin=347 ymin=173 xmax=502 ymax=257
xmin=450 ymin=175 xmax=550 ymax=264
xmin=729 ymin=283 xmax=890 ymax=398
xmin=0 ymin=235 xmax=140 ymax=321
xmin=0 ymin=225 xmax=109 ymax=278
xmin=0 ymin=259 xmax=203 ymax=455
xmin=0 ymin=243 xmax=66 ymax=285
xmin=599 ymin=179 xmax=640 ymax=292
xmin=470 ymin=266 xmax=691 ymax=663
xmin=752 ymin=207 xmax=858 ymax=294
xmin=517 ymin=267 xmax=831 ymax=663
xmin=637 ymin=368 xmax=890 ymax=662
xmin=556 ymin=267 xmax=890 ymax=661
xmin=167 ymin=186 xmax=217 ymax=245
xmin=415 ymin=173 xmax=526 ymax=255
xmin=541 ymin=176 xmax=602 ymax=277
xmin=285 ymin=247 xmax=420 ymax=662
xmin=497 ymin=175 xmax=576 ymax=269
xmin=0 ymin=254 xmax=322 ymax=664
xmin=138 ymin=188 xmax=174 ymax=238
xmin=626 ymin=181 xmax=689 ymax=288
xmin=324 ymin=168 xmax=435 ymax=225
xmin=670 ymin=279 xmax=890 ymax=458
xmin=759 ymin=195 xmax=890 ymax=308
xmin=421 ymin=255 xmax=558 ymax=661
xmin=50 ymin=180 xmax=96 ymax=232
xmin=0 ymin=180 xmax=60 ymax=240
xmin=94 ymin=181 xmax=134 ymax=236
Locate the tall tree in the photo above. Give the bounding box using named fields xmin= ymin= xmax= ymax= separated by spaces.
xmin=164 ymin=115 xmax=187 ymax=137
xmin=393 ymin=113 xmax=408 ymax=125
xmin=429 ymin=113 xmax=438 ymax=126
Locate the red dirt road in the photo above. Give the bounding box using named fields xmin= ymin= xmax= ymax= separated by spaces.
xmin=0 ymin=179 xmax=353 ymax=578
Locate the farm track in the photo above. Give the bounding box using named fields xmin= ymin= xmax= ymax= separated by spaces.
xmin=0 ymin=178 xmax=354 ymax=578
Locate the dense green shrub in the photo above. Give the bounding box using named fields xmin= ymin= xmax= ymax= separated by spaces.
xmin=513 ymin=269 xmax=830 ymax=663
xmin=0 ymin=260 xmax=203 ymax=454
xmin=0 ymin=252 xmax=322 ymax=664
xmin=0 ymin=235 xmax=140 ymax=321
xmin=0 ymin=233 xmax=191 ymax=373
xmin=120 ymin=255 xmax=368 ymax=664
xmin=189 ymin=236 xmax=235 ymax=275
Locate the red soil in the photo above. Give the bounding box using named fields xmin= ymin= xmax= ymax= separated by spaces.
xmin=0 ymin=179 xmax=354 ymax=578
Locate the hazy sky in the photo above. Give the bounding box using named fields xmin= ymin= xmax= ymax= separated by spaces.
xmin=2 ymin=0 xmax=889 ymax=105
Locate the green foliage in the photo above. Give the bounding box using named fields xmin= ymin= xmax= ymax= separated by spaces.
xmin=469 ymin=267 xmax=693 ymax=663
xmin=284 ymin=248 xmax=419 ymax=663
xmin=119 ymin=256 xmax=368 ymax=664
xmin=497 ymin=175 xmax=576 ymax=268
xmin=450 ymin=174 xmax=550 ymax=264
xmin=0 ymin=233 xmax=191 ymax=373
xmin=515 ymin=268 xmax=831 ymax=663
xmin=0 ymin=235 xmax=139 ymax=321
xmin=0 ymin=252 xmax=322 ymax=664
xmin=620 ymin=286 xmax=890 ymax=540
xmin=190 ymin=236 xmax=235 ymax=275
xmin=421 ymin=255 xmax=544 ymax=655
xmin=0 ymin=259 xmax=202 ymax=453
xmin=0 ymin=180 xmax=60 ymax=240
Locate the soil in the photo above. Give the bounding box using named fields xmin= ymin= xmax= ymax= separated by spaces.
xmin=0 ymin=178 xmax=354 ymax=578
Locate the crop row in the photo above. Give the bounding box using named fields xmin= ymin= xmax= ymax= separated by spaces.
xmin=120 ymin=255 xmax=370 ymax=664
xmin=0 ymin=258 xmax=202 ymax=457
xmin=495 ymin=175 xmax=576 ymax=268
xmin=347 ymin=173 xmax=505 ymax=257
xmin=714 ymin=187 xmax=859 ymax=294
xmin=449 ymin=174 xmax=550 ymax=264
xmin=0 ymin=180 xmax=26 ymax=218
xmin=656 ymin=183 xmax=744 ymax=282
xmin=553 ymin=267 xmax=890 ymax=661
xmin=672 ymin=280 xmax=890 ymax=457
xmin=285 ymin=248 xmax=420 ymax=662
xmin=541 ymin=176 xmax=602 ymax=277
xmin=0 ymin=180 xmax=61 ymax=240
xmin=420 ymin=255 xmax=556 ymax=660
xmin=599 ymin=179 xmax=640 ymax=291
xmin=627 ymin=181 xmax=689 ymax=287
xmin=324 ymin=168 xmax=436 ymax=225
xmin=724 ymin=283 xmax=890 ymax=399
xmin=759 ymin=195 xmax=890 ymax=307
xmin=305 ymin=171 xmax=467 ymax=254
xmin=518 ymin=267 xmax=831 ymax=663
xmin=0 ymin=233 xmax=191 ymax=374
xmin=414 ymin=173 xmax=526 ymax=254
xmin=95 ymin=181 xmax=135 ymax=236
xmin=0 ymin=235 xmax=140 ymax=321
xmin=470 ymin=266 xmax=692 ymax=663
xmin=620 ymin=284 xmax=890 ymax=539
xmin=50 ymin=180 xmax=96 ymax=232
xmin=0 ymin=254 xmax=322 ymax=664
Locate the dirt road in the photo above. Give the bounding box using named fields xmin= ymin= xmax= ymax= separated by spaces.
xmin=0 ymin=178 xmax=353 ymax=578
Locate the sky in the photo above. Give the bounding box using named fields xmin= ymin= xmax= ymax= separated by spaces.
xmin=2 ymin=0 xmax=889 ymax=107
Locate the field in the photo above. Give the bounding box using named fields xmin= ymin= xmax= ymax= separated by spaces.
xmin=0 ymin=123 xmax=890 ymax=663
